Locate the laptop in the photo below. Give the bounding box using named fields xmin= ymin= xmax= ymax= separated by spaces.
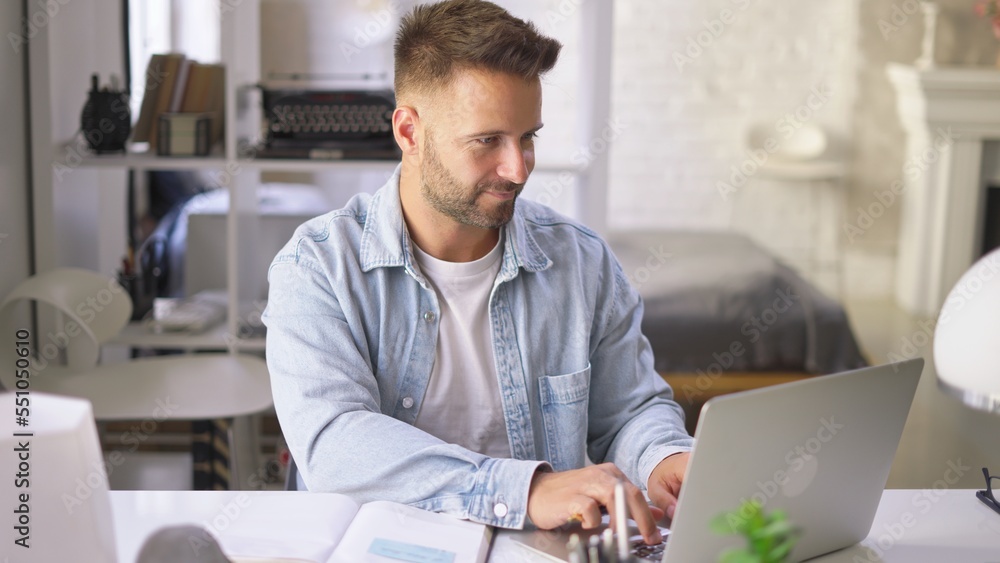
xmin=504 ymin=359 xmax=924 ymax=562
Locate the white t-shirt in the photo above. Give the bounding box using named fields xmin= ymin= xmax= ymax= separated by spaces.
xmin=410 ymin=234 xmax=511 ymax=458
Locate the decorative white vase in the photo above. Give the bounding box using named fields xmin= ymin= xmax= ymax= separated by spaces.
xmin=917 ymin=1 xmax=939 ymax=69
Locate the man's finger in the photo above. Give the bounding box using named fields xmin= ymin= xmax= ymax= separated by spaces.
xmin=648 ymin=505 xmax=665 ymax=521
xmin=592 ymin=465 xmax=662 ymax=544
xmin=623 ymin=482 xmax=662 ymax=544
xmin=647 ymin=484 xmax=678 ymax=519
xmin=572 ymin=497 xmax=604 ymax=530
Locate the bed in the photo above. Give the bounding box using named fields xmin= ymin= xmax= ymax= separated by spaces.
xmin=608 ymin=231 xmax=868 ymax=433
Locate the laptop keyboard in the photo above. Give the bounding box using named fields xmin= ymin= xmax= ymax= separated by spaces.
xmin=630 ymin=535 xmax=667 ymax=561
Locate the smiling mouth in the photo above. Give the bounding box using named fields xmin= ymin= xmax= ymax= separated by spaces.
xmin=487 ymin=190 xmax=518 ymax=200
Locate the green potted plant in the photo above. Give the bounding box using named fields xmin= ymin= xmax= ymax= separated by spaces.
xmin=710 ymin=499 xmax=802 ymax=563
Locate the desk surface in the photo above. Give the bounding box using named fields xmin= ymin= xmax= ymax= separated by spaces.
xmin=110 ymin=489 xmax=1000 ymax=562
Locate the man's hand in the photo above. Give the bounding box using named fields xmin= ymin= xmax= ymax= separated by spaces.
xmin=646 ymin=452 xmax=691 ymax=521
xmin=527 ymin=463 xmax=664 ymax=544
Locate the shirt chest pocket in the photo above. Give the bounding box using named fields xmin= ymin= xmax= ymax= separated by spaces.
xmin=538 ymin=364 xmax=591 ymax=471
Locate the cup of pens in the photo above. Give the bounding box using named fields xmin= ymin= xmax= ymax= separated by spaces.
xmin=566 ymin=529 xmax=633 ymax=563
xmin=81 ymin=73 xmax=131 ymax=154
xmin=565 ymin=479 xmax=651 ymax=562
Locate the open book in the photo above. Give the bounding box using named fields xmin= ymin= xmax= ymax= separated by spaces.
xmin=217 ymin=494 xmax=493 ymax=563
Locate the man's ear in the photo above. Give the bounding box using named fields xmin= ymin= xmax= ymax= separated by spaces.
xmin=392 ymin=105 xmax=421 ymax=157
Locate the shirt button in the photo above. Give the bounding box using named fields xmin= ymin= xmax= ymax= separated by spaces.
xmin=423 ymin=311 xmax=435 ymax=322
xmin=402 ymin=397 xmax=414 ymax=409
xmin=493 ymin=502 xmax=508 ymax=518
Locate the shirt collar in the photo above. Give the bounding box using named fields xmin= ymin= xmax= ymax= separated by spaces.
xmin=360 ymin=164 xmax=552 ymax=279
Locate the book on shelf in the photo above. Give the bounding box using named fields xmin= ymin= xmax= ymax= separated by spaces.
xmin=179 ymin=62 xmax=226 ymax=145
xmin=179 ymin=62 xmax=214 ymax=113
xmin=169 ymin=58 xmax=192 ymax=113
xmin=132 ymin=53 xmax=225 ymax=151
xmin=205 ymin=63 xmax=226 ymax=145
xmin=132 ymin=53 xmax=179 ymax=144
xmin=132 ymin=53 xmax=184 ymax=148
xmin=219 ymin=494 xmax=493 ymax=563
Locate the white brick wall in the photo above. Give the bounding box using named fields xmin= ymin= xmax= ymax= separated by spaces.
xmin=609 ymin=0 xmax=858 ymax=233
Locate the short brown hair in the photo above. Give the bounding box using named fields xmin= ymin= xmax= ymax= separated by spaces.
xmin=394 ymin=0 xmax=562 ymax=103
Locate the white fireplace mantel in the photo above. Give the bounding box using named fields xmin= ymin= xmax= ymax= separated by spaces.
xmin=887 ymin=63 xmax=1000 ymax=316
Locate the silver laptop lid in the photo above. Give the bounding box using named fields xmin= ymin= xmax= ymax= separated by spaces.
xmin=663 ymin=359 xmax=923 ymax=562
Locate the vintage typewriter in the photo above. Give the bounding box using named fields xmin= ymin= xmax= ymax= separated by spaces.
xmin=256 ymin=88 xmax=400 ymax=160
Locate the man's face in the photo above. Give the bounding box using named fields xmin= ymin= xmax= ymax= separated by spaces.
xmin=417 ymin=68 xmax=543 ymax=230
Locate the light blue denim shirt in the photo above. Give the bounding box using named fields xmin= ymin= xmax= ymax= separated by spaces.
xmin=262 ymin=166 xmax=693 ymax=529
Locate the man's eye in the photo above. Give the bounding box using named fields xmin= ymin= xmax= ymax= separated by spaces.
xmin=523 ymin=132 xmax=538 ymax=141
xmin=477 ymin=137 xmax=497 ymax=145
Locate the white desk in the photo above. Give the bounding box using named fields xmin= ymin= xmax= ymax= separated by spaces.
xmin=110 ymin=490 xmax=1000 ymax=562
xmin=803 ymin=489 xmax=1000 ymax=562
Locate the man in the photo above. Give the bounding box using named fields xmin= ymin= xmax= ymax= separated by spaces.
xmin=263 ymin=0 xmax=692 ymax=545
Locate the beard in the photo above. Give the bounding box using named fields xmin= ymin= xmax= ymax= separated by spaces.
xmin=419 ymin=137 xmax=522 ymax=230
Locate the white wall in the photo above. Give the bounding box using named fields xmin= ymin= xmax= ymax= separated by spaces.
xmin=0 ymin=0 xmax=32 ymax=313
xmin=609 ymin=0 xmax=857 ymax=228
xmin=609 ymin=0 xmax=862 ymax=297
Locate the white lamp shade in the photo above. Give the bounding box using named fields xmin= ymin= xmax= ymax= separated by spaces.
xmin=1 ymin=392 xmax=117 ymax=561
xmin=933 ymin=247 xmax=1000 ymax=413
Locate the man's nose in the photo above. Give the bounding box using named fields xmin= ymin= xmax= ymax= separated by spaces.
xmin=497 ymin=144 xmax=531 ymax=185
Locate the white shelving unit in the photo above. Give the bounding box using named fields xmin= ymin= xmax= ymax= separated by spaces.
xmin=28 ymin=0 xmax=613 ymax=355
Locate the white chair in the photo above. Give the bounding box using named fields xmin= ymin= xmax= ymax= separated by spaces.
xmin=0 ymin=267 xmax=273 ymax=489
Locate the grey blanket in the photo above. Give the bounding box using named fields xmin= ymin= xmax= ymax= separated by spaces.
xmin=608 ymin=231 xmax=868 ymax=375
